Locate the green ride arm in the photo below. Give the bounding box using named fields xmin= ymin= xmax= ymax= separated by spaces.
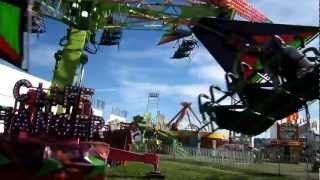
xmin=51 ymin=28 xmax=88 ymax=88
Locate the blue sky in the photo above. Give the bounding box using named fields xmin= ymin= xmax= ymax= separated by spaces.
xmin=4 ymin=0 xmax=319 ymax=134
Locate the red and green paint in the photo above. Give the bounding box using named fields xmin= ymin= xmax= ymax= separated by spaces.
xmin=0 ymin=1 xmax=25 ymax=67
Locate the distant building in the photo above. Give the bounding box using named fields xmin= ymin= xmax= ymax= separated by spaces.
xmin=265 ymin=123 xmax=302 ymax=163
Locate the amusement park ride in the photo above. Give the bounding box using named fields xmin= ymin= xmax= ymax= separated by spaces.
xmin=167 ymin=102 xmax=203 ymax=131
xmin=197 ymin=20 xmax=320 ymax=135
xmin=0 ymin=0 xmax=319 ymax=179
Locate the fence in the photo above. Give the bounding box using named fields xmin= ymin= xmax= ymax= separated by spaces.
xmin=133 ymin=143 xmax=319 ymax=180
xmin=133 ymin=143 xmax=255 ymax=164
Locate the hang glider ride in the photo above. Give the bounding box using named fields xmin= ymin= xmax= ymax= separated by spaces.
xmin=195 ymin=18 xmax=320 ymax=135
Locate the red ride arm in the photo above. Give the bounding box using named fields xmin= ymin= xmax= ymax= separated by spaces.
xmin=108 ymin=148 xmax=160 ymax=171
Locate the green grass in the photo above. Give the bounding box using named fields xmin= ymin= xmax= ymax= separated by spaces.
xmin=160 ymin=156 xmax=318 ymax=179
xmin=105 ymin=156 xmax=302 ymax=180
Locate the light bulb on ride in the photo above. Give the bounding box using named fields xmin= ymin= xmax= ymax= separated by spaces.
xmin=81 ymin=11 xmax=89 ymax=18
xmin=72 ymin=2 xmax=78 ymax=8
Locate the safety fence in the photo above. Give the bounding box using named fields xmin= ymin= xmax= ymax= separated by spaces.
xmin=133 ymin=143 xmax=319 ymax=180
xmin=133 ymin=143 xmax=255 ymax=164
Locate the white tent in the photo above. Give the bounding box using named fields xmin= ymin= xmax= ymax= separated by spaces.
xmin=0 ymin=61 xmax=51 ymax=107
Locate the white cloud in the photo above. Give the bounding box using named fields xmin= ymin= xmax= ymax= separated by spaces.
xmin=187 ymin=46 xmax=227 ymax=88
xmin=112 ymin=80 xmax=213 ymax=119
xmin=117 ymin=79 xmax=232 ymax=109
xmin=121 ymin=80 xmax=210 ymax=99
xmin=95 ymin=88 xmax=118 ymax=92
xmin=189 ymin=65 xmax=225 ymax=84
xmin=110 ymin=41 xmax=218 ymax=67
xmin=249 ymin=0 xmax=317 ymax=25
xmin=191 ymin=48 xmax=215 ymax=64
xmin=110 ymin=47 xmax=172 ymax=62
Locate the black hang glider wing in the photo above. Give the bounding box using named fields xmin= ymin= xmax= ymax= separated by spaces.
xmin=192 ymin=18 xmax=319 ymax=72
